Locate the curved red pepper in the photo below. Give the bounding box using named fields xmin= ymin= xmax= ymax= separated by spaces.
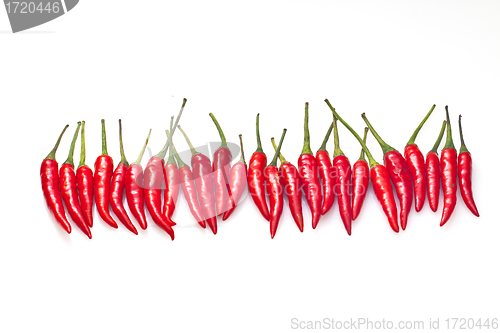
xmin=163 ymin=162 xmax=180 ymax=219
xmin=179 ymin=166 xmax=207 ymax=228
xmin=223 ymin=135 xmax=248 ymax=221
xmin=352 ymin=128 xmax=370 ymax=221
xmin=426 ymin=121 xmax=446 ymax=212
xmin=125 ymin=164 xmax=147 ymax=229
xmin=457 ymin=115 xmax=479 ymax=217
xmin=316 ymin=123 xmax=335 ymax=215
xmin=76 ymin=121 xmax=93 ymax=227
xmin=440 ymin=106 xmax=458 ymax=226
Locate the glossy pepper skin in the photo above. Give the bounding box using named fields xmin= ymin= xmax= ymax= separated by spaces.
xmin=94 ymin=120 xmax=118 ymax=229
xmin=362 ymin=113 xmax=413 ymax=230
xmin=210 ymin=113 xmax=232 ymax=216
xmin=316 ymin=123 xmax=335 ymax=215
xmin=163 ymin=162 xmax=180 ymax=219
xmin=440 ymin=106 xmax=458 ymax=227
xmin=76 ymin=121 xmax=93 ymax=227
xmin=426 ymin=121 xmax=446 ymax=212
xmin=298 ymin=103 xmax=322 ymax=229
xmin=457 ymin=115 xmax=479 ymax=217
xmin=271 ymin=137 xmax=303 ymax=232
xmin=41 ymin=125 xmax=72 ymax=234
xmin=223 ymin=135 xmax=248 ymax=221
xmin=247 ymin=114 xmax=270 ymax=221
xmin=109 ymin=120 xmax=138 ymax=235
xmin=404 ymin=104 xmax=436 ymax=212
xmin=265 ymin=129 xmax=287 ymax=238
xmin=60 ymin=122 xmax=92 ymax=238
xmin=352 ymin=128 xmax=370 ymax=221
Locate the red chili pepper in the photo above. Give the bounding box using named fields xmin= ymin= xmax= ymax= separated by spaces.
xmin=109 ymin=120 xmax=138 ymax=235
xmin=352 ymin=128 xmax=370 ymax=221
xmin=331 ymin=115 xmax=353 ymax=235
xmin=265 ymin=129 xmax=287 ymax=238
xmin=316 ymin=123 xmax=335 ymax=215
xmin=124 ymin=129 xmax=152 ymax=230
xmin=271 ymin=137 xmax=303 ymax=232
xmin=94 ymin=119 xmax=118 ymax=229
xmin=404 ymin=104 xmax=436 ymax=212
xmin=223 ymin=135 xmax=248 ymax=221
xmin=247 ymin=114 xmax=270 ymax=221
xmin=457 ymin=115 xmax=479 ymax=217
xmin=60 ymin=122 xmax=92 ymax=238
xmin=298 ymin=103 xmax=322 ymax=229
xmin=209 ymin=113 xmax=232 ymax=216
xmin=362 ymin=113 xmax=413 ymax=230
xmin=326 ymin=100 xmax=399 ymax=233
xmin=41 ymin=125 xmax=72 ymax=234
xmin=163 ymin=117 xmax=180 ymax=219
xmin=426 ymin=121 xmax=446 ymax=212
xmin=76 ymin=121 xmax=94 ymax=227
xmin=440 ymin=106 xmax=458 ymax=227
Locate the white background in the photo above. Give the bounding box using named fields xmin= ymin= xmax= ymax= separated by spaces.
xmin=1 ymin=1 xmax=499 ymax=332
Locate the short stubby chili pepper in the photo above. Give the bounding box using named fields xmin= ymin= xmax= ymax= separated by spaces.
xmin=41 ymin=124 xmax=72 ymax=234
xmin=457 ymin=115 xmax=479 ymax=217
xmin=209 ymin=113 xmax=232 ymax=216
xmin=404 ymin=104 xmax=436 ymax=212
xmin=124 ymin=129 xmax=152 ymax=230
xmin=332 ymin=115 xmax=353 ymax=235
xmin=440 ymin=106 xmax=458 ymax=227
xmin=351 ymin=128 xmax=370 ymax=221
xmin=316 ymin=122 xmax=335 ymax=215
xmin=247 ymin=113 xmax=270 ymax=221
xmin=223 ymin=135 xmax=248 ymax=221
xmin=163 ymin=117 xmax=180 ymax=219
xmin=60 ymin=122 xmax=92 ymax=238
xmin=265 ymin=129 xmax=287 ymax=238
xmin=298 ymin=103 xmax=322 ymax=229
xmin=76 ymin=121 xmax=94 ymax=227
xmin=326 ymin=100 xmax=399 ymax=232
xmin=271 ymin=137 xmax=303 ymax=232
xmin=362 ymin=113 xmax=413 ymax=231
xmin=426 ymin=121 xmax=446 ymax=212
xmin=178 ymin=125 xmax=218 ymax=234
xmin=170 ymin=139 xmax=207 ymax=228
xmin=94 ymin=119 xmax=118 ymax=229
xmin=110 ymin=120 xmax=138 ymax=235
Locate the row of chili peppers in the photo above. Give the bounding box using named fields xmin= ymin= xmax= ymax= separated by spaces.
xmin=40 ymin=98 xmax=479 ymax=239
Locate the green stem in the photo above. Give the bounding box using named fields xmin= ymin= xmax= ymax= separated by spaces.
xmin=332 ymin=115 xmax=344 ymax=157
xmin=358 ymin=127 xmax=369 ymax=161
xmin=78 ymin=121 xmax=87 ymax=168
xmin=317 ymin=122 xmax=333 ymax=152
xmin=430 ymin=121 xmax=446 ymax=153
xmin=270 ymin=129 xmax=287 ymax=167
xmin=301 ymin=102 xmax=313 ymax=155
xmin=132 ymin=129 xmax=152 ymax=165
xmin=209 ymin=113 xmax=228 ymax=149
xmin=118 ymin=119 xmax=129 ymax=166
xmin=238 ymin=134 xmax=246 ymax=164
xmin=271 ymin=137 xmax=287 ymax=165
xmin=407 ymin=104 xmax=436 ymax=146
xmin=458 ymin=115 xmax=470 ymax=154
xmin=443 ymin=105 xmax=455 ymax=150
xmin=46 ymin=124 xmax=69 ymax=161
xmin=178 ymin=125 xmax=199 ymax=156
xmin=154 ymin=98 xmax=187 ymax=159
xmin=167 ymin=116 xmax=176 ymax=165
xmin=101 ymin=119 xmax=108 ymax=156
xmin=255 ymin=113 xmax=264 ymax=154
xmin=63 ymin=122 xmax=81 ymax=166
xmin=170 ymin=137 xmax=187 ymax=168
xmin=361 ymin=113 xmax=395 ymax=156
xmin=325 ymin=99 xmax=379 ymax=168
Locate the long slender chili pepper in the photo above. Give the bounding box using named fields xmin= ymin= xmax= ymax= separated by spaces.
xmin=163 ymin=117 xmax=180 ymax=219
xmin=178 ymin=125 xmax=218 ymax=234
xmin=332 ymin=115 xmax=353 ymax=235
xmin=222 ymin=135 xmax=248 ymax=221
xmin=316 ymin=123 xmax=335 ymax=215
xmin=440 ymin=106 xmax=458 ymax=227
xmin=171 ymin=139 xmax=207 ymax=228
xmin=298 ymin=103 xmax=322 ymax=229
xmin=325 ymin=100 xmax=399 ymax=233
xmin=209 ymin=113 xmax=232 ymax=216
xmin=352 ymin=127 xmax=370 ymax=221
xmin=124 ymin=129 xmax=152 ymax=230
xmin=76 ymin=121 xmax=94 ymax=227
xmin=271 ymin=137 xmax=304 ymax=232
xmin=94 ymin=119 xmax=118 ymax=229
xmin=457 ymin=115 xmax=479 ymax=217
xmin=404 ymin=104 xmax=436 ymax=212
xmin=247 ymin=114 xmax=270 ymax=221
xmin=110 ymin=120 xmax=138 ymax=235
xmin=362 ymin=113 xmax=413 ymax=230
xmin=60 ymin=122 xmax=92 ymax=238
xmin=426 ymin=121 xmax=446 ymax=212
xmin=265 ymin=129 xmax=287 ymax=238
xmin=41 ymin=125 xmax=72 ymax=234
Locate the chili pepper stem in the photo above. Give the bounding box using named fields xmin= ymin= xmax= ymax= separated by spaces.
xmin=46 ymin=125 xmax=69 ymax=160
xmin=406 ymin=104 xmax=436 ymax=146
xmin=63 ymin=122 xmax=81 ymax=166
xmin=318 ymin=122 xmax=333 ymax=152
xmin=271 ymin=138 xmax=287 ymax=164
xmin=443 ymin=105 xmax=455 ymax=150
xmin=78 ymin=122 xmax=87 ymax=168
xmin=167 ymin=116 xmax=176 ymax=164
xmin=171 ymin=140 xmax=187 ymax=168
xmin=332 ymin=115 xmax=344 ymax=157
xmin=118 ymin=120 xmax=129 ymax=166
xmin=301 ymin=102 xmax=313 ymax=155
xmin=430 ymin=121 xmax=447 ymax=153
xmin=209 ymin=113 xmax=228 ymax=149
xmin=238 ymin=134 xmax=246 ymax=164
xmin=270 ymin=129 xmax=287 ymax=167
xmin=358 ymin=127 xmax=369 ymax=161
xmin=178 ymin=125 xmax=199 ymax=156
xmin=255 ymin=113 xmax=264 ymax=154
xmin=101 ymin=119 xmax=108 ymax=156
xmin=132 ymin=130 xmax=152 ymax=165
xmin=361 ymin=113 xmax=396 ymax=156
xmin=458 ymin=115 xmax=470 ymax=154
xmin=154 ymin=98 xmax=187 ymax=159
